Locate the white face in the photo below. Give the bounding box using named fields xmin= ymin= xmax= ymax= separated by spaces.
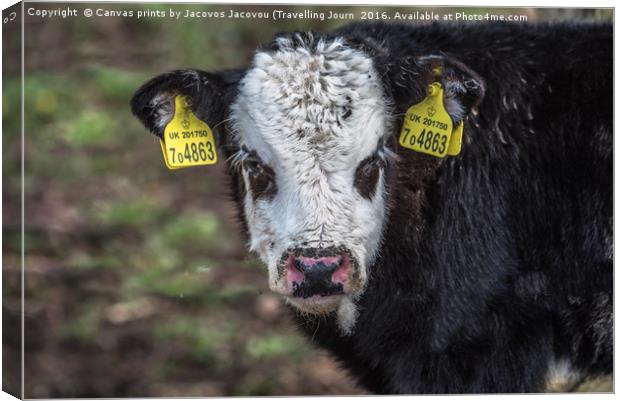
xmin=229 ymin=35 xmax=394 ymax=323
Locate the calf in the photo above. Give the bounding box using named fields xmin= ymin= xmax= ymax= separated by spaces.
xmin=131 ymin=21 xmax=612 ymax=393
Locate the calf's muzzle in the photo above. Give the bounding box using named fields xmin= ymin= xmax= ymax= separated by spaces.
xmin=283 ymin=247 xmax=353 ymax=298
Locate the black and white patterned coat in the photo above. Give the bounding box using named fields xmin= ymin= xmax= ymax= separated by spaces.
xmin=131 ymin=21 xmax=612 ymax=393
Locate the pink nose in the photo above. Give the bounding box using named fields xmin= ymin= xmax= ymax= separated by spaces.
xmin=285 ymin=253 xmax=350 ymax=298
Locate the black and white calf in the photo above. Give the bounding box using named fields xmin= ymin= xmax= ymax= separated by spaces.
xmin=131 ymin=21 xmax=612 ymax=393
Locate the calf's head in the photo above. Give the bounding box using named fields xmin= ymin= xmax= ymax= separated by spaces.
xmin=131 ymin=32 xmax=484 ymax=323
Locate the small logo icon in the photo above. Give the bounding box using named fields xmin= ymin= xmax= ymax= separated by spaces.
xmin=427 ymin=106 xmax=436 ymax=117
xmin=182 ymin=118 xmax=190 ymax=129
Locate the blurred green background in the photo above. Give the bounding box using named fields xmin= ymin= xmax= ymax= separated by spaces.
xmin=2 ymin=4 xmax=612 ymax=397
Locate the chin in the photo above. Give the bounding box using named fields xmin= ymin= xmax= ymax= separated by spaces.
xmin=285 ymin=294 xmax=346 ymax=315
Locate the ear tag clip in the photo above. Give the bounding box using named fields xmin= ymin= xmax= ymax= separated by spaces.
xmin=447 ymin=121 xmax=464 ymax=156
xmin=399 ymin=82 xmax=454 ymax=158
xmin=159 ymin=95 xmax=218 ymax=170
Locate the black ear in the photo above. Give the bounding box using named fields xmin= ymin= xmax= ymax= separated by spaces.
xmin=130 ymin=69 xmax=243 ymax=139
xmin=416 ymin=54 xmax=485 ymax=124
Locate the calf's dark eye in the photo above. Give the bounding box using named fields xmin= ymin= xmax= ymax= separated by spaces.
xmin=354 ymin=154 xmax=385 ymax=199
xmin=242 ymin=154 xmax=277 ymax=201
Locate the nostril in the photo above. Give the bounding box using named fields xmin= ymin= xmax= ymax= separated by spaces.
xmin=293 ymin=258 xmax=304 ymax=271
xmin=331 ymin=254 xmax=350 ymax=285
xmin=286 ymin=256 xmax=305 ymax=286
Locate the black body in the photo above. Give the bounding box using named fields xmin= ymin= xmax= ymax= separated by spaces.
xmin=291 ymin=21 xmax=613 ymax=393
xmin=131 ymin=21 xmax=613 ymax=394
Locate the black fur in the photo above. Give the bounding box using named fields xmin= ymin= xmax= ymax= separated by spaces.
xmin=130 ymin=68 xmax=243 ymax=141
xmin=131 ymin=21 xmax=612 ymax=394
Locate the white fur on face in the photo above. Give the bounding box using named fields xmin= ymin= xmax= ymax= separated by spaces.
xmin=230 ymin=35 xmax=393 ymax=330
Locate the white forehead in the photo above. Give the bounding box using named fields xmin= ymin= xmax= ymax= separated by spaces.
xmin=230 ymin=35 xmax=390 ymax=171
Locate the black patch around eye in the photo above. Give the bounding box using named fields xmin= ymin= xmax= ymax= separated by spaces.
xmin=354 ymin=154 xmax=384 ymax=200
xmin=242 ymin=152 xmax=277 ymax=202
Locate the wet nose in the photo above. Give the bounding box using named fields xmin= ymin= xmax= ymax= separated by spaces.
xmin=286 ymin=254 xmax=349 ymax=298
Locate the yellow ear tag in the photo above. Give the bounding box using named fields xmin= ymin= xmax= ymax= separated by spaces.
xmin=399 ymin=83 xmax=454 ymax=158
xmin=159 ymin=95 xmax=217 ymax=170
xmin=447 ymin=121 xmax=464 ymax=156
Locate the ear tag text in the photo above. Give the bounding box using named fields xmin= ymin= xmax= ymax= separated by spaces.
xmin=399 ymin=83 xmax=454 ymax=158
xmin=160 ymin=95 xmax=217 ymax=170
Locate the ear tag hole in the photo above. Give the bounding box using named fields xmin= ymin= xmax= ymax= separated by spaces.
xmin=159 ymin=95 xmax=218 ymax=170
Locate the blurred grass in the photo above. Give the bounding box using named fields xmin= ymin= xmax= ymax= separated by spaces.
xmin=60 ymin=304 xmax=104 ymax=346
xmin=246 ymin=334 xmax=307 ymax=360
xmin=3 ymin=4 xmax=612 ymax=397
xmin=154 ymin=318 xmax=234 ymax=364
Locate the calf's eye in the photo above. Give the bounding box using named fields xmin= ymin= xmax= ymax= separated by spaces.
xmin=354 ymin=153 xmax=385 ymax=199
xmin=242 ymin=154 xmax=277 ymax=201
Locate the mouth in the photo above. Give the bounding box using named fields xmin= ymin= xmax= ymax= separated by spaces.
xmin=285 ymin=293 xmax=346 ymax=314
